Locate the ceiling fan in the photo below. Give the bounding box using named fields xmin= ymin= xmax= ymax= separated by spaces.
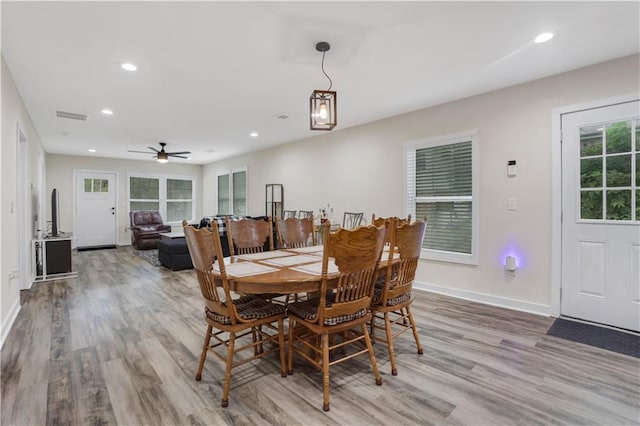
xmin=128 ymin=142 xmax=191 ymax=163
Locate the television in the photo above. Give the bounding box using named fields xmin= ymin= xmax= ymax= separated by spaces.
xmin=51 ymin=188 xmax=59 ymax=237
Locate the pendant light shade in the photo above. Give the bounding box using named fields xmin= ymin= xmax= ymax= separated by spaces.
xmin=310 ymin=89 xmax=337 ymax=130
xmin=310 ymin=42 xmax=337 ymax=131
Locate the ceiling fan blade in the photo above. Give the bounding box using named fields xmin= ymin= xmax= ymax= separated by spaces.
xmin=167 ymin=151 xmax=191 ymax=155
xmin=148 ymin=146 xmax=160 ymax=153
xmin=170 ymin=155 xmax=189 ymax=159
xmin=128 ymin=150 xmax=154 ymax=154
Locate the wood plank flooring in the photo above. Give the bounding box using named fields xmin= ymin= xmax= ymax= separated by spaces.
xmin=2 ymin=246 xmax=639 ymax=425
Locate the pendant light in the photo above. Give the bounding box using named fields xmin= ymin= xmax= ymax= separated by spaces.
xmin=310 ymin=41 xmax=337 ymax=131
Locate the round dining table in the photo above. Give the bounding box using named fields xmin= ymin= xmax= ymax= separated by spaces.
xmin=214 ymin=245 xmax=396 ymax=295
xmin=214 ymin=247 xmax=338 ymax=295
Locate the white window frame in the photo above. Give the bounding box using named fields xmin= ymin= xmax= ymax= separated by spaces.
xmin=405 ymin=130 xmax=479 ymax=265
xmin=217 ymin=167 xmax=248 ymax=216
xmin=128 ymin=173 xmax=197 ymax=225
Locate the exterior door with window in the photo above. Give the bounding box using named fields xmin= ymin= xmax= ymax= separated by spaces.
xmin=75 ymin=171 xmax=117 ymax=248
xmin=561 ymin=101 xmax=640 ymax=331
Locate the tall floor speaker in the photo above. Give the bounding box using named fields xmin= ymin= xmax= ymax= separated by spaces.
xmin=46 ymin=239 xmax=72 ymax=274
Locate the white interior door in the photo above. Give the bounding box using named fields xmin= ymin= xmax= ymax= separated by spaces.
xmin=75 ymin=171 xmax=117 ymax=248
xmin=561 ymin=100 xmax=640 ymax=332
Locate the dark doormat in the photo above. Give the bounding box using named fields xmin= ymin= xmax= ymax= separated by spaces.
xmin=547 ymin=318 xmax=639 ymax=358
xmin=77 ymin=245 xmax=117 ymax=252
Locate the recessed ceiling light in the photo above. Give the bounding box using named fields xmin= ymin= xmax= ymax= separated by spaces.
xmin=88 ymin=149 xmax=96 ymax=153
xmin=101 ymin=109 xmax=113 ymax=115
xmin=187 ymin=157 xmax=192 ymax=160
xmin=534 ymin=32 xmax=554 ymax=44
xmin=121 ymin=62 xmax=137 ymax=71
xmin=250 ymin=132 xmax=259 ymax=138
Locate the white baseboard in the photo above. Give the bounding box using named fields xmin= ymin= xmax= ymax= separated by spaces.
xmin=414 ymin=281 xmax=551 ymax=317
xmin=1 ymin=298 xmax=21 ymax=349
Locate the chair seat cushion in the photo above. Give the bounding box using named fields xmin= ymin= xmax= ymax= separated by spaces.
xmin=205 ymin=295 xmax=286 ymax=325
xmin=372 ymin=277 xmax=412 ymax=306
xmin=288 ymin=292 xmax=368 ymax=326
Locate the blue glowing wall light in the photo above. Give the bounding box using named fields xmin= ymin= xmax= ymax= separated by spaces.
xmin=500 ymin=242 xmax=526 ymax=269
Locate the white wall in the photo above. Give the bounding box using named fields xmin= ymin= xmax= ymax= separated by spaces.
xmin=46 ymin=155 xmax=204 ymax=246
xmin=203 ymin=54 xmax=640 ymax=314
xmin=1 ymin=56 xmax=47 ymax=345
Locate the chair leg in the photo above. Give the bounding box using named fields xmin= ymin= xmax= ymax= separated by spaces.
xmin=362 ymin=323 xmax=382 ymax=386
xmin=251 ymin=327 xmax=259 ymax=356
xmin=384 ymin=312 xmax=398 ymax=376
xmin=196 ymin=325 xmax=212 ymax=381
xmin=257 ymin=324 xmax=264 ymax=354
xmin=221 ymin=332 xmax=236 ymax=407
xmin=287 ymin=318 xmax=295 ymax=375
xmin=322 ymin=333 xmax=330 ymax=412
xmin=370 ymin=314 xmax=376 ymax=343
xmin=406 ymin=306 xmax=423 ymax=354
xmin=278 ymin=319 xmax=287 ymax=378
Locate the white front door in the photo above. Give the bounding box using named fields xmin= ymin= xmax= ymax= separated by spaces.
xmin=75 ymin=171 xmax=117 ymax=248
xmin=561 ymin=100 xmax=640 ymax=332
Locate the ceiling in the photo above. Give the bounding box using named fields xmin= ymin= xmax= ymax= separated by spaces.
xmin=2 ymin=1 xmax=639 ymax=165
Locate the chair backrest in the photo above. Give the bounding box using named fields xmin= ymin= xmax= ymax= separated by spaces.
xmin=225 ymin=216 xmax=274 ymax=256
xmin=182 ymin=221 xmax=239 ymax=325
xmin=276 ymin=216 xmax=315 ymax=248
xmin=371 ymin=213 xmax=411 ymax=227
xmin=342 ymin=212 xmax=364 ymax=229
xmin=283 ymin=210 xmax=297 ymax=219
xmin=130 ymin=210 xmax=164 ymax=226
xmin=298 ymin=210 xmax=314 ymax=219
xmin=379 ymin=219 xmax=426 ymax=305
xmin=315 ymin=222 xmax=386 ymax=325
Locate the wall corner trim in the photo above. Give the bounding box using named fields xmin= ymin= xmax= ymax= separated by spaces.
xmin=1 ymin=298 xmax=21 ymax=349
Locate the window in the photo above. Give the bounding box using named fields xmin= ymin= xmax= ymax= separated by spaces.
xmin=406 ymin=131 xmax=478 ymax=264
xmin=128 ymin=174 xmax=196 ymax=223
xmin=217 ymin=168 xmax=247 ymax=216
xmin=84 ymin=178 xmax=109 ymax=192
xmin=579 ymin=119 xmax=638 ymax=222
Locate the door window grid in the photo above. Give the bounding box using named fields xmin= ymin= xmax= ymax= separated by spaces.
xmin=84 ymin=178 xmax=109 ymax=193
xmin=579 ymin=119 xmax=638 ymax=222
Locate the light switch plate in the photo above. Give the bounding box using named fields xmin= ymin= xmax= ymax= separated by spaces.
xmin=508 ymin=198 xmax=517 ymax=210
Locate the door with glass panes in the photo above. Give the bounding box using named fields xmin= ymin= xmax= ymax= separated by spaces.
xmin=561 ymin=101 xmax=640 ymax=331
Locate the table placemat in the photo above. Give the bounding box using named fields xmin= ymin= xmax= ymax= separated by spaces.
xmin=287 ymin=245 xmax=324 ymax=254
xmin=214 ymin=262 xmax=279 ymax=277
xmin=261 ymin=254 xmax=321 ymax=267
xmin=236 ymin=250 xmax=295 ymax=261
xmin=290 ymin=260 xmax=339 ymax=276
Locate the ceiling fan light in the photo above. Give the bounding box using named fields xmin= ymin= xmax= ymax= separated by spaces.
xmin=157 ymin=151 xmax=169 ymax=163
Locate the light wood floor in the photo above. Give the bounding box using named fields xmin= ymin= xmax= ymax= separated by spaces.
xmin=2 ymin=246 xmax=639 ymax=425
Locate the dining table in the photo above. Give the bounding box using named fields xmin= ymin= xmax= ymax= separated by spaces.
xmin=213 ymin=245 xmax=399 ymax=295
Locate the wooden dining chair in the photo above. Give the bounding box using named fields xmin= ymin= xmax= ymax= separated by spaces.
xmin=370 ymin=218 xmax=426 ymax=376
xmin=371 ymin=213 xmax=411 ymax=227
xmin=283 ymin=209 xmax=297 ymax=219
xmin=298 ymin=210 xmax=314 ymax=219
xmin=225 ymin=216 xmax=274 ymax=257
xmin=182 ymin=221 xmax=287 ymax=407
xmin=275 ymin=215 xmax=316 ymax=248
xmin=287 ymin=221 xmax=386 ymax=411
xmin=342 ymin=211 xmax=364 ymax=229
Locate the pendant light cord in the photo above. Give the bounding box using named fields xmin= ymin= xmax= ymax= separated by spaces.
xmin=321 ymin=51 xmax=333 ymax=91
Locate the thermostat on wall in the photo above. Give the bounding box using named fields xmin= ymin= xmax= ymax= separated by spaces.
xmin=507 ymin=160 xmax=517 ymax=177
